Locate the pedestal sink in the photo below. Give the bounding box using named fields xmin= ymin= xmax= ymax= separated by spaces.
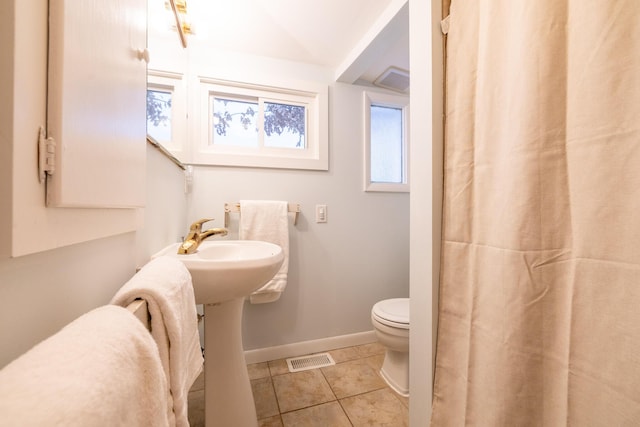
xmin=153 ymin=240 xmax=284 ymax=427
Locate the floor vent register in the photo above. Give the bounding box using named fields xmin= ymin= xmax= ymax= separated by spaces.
xmin=286 ymin=353 xmax=336 ymax=372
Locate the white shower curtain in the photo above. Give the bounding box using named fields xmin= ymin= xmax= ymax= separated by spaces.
xmin=431 ymin=1 xmax=640 ymax=425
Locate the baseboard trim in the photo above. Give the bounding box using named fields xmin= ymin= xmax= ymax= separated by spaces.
xmin=244 ymin=330 xmax=377 ymax=364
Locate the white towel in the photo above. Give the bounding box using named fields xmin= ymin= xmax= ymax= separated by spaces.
xmin=239 ymin=200 xmax=290 ymax=304
xmin=111 ymin=256 xmax=203 ymax=427
xmin=0 ymin=306 xmax=169 ymax=427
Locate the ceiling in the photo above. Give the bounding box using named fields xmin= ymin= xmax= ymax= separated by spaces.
xmin=161 ymin=0 xmax=409 ymax=88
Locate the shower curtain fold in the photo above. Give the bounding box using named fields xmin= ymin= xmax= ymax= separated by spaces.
xmin=431 ymin=1 xmax=640 ymax=425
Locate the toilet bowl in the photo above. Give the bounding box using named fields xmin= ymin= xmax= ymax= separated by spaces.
xmin=371 ymin=298 xmax=410 ymax=397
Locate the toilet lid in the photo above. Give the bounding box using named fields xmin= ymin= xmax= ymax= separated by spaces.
xmin=372 ymin=298 xmax=409 ymax=327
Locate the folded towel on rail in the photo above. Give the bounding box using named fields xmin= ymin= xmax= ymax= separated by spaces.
xmin=111 ymin=256 xmax=203 ymax=427
xmin=0 ymin=305 xmax=169 ymax=427
xmin=239 ymin=200 xmax=290 ymax=304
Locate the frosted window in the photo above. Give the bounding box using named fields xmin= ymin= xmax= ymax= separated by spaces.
xmin=364 ymin=90 xmax=409 ymax=192
xmin=370 ymin=105 xmax=403 ymax=183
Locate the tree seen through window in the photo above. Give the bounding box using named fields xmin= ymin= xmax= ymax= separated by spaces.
xmin=212 ymin=97 xmax=305 ymax=149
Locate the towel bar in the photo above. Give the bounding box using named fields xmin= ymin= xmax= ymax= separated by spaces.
xmin=126 ymin=299 xmax=150 ymax=331
xmin=224 ymin=202 xmax=300 ymax=227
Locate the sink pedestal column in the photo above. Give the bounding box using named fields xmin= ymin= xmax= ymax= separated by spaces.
xmin=203 ymin=298 xmax=257 ymax=427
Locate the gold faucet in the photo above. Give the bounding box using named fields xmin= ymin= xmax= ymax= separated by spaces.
xmin=177 ymin=218 xmax=228 ymax=254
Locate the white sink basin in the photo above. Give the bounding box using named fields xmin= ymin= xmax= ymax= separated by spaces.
xmin=153 ymin=240 xmax=284 ymax=304
xmin=154 ymin=239 xmax=284 ymax=425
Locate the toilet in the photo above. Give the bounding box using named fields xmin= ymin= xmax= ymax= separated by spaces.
xmin=371 ymin=298 xmax=410 ymax=397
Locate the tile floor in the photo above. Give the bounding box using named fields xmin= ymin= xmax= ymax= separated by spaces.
xmin=188 ymin=342 xmax=409 ymax=426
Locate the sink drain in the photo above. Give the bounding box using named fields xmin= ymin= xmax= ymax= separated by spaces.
xmin=286 ymin=353 xmax=335 ymax=372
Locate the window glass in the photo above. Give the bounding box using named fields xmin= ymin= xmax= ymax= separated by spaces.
xmin=210 ymin=97 xmax=307 ymax=150
xmin=264 ymin=102 xmax=306 ymax=149
xmin=211 ymin=97 xmax=258 ymax=147
xmin=147 ymin=89 xmax=172 ymax=144
xmin=370 ymin=104 xmax=403 ymax=183
xmin=196 ymin=78 xmax=328 ymax=170
xmin=364 ymin=90 xmax=409 ymax=192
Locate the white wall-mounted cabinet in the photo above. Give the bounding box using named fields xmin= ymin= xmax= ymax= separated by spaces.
xmin=47 ymin=0 xmax=147 ymax=208
xmin=1 ymin=0 xmax=147 ymax=258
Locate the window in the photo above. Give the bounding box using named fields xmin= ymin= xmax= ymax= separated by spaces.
xmin=211 ymin=97 xmax=307 ymax=149
xmin=147 ymin=88 xmax=172 ymax=144
xmin=211 ymin=96 xmax=259 ymax=148
xmin=196 ymin=78 xmax=328 ymax=170
xmin=146 ymin=70 xmax=187 ymax=156
xmin=364 ymin=91 xmax=409 ymax=192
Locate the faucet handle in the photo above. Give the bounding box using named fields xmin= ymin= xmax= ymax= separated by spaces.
xmin=189 ymin=218 xmax=214 ymax=232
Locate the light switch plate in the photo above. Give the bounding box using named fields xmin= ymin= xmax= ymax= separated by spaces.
xmin=316 ymin=204 xmax=327 ymax=223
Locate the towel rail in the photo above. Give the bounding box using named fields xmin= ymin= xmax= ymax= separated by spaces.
xmin=224 ymin=202 xmax=300 ymax=227
xmin=126 ymin=299 xmax=150 ymax=331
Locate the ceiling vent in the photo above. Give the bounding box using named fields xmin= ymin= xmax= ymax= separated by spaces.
xmin=374 ymin=66 xmax=410 ymax=93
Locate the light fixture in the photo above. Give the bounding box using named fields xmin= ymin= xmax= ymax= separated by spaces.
xmin=165 ymin=0 xmax=191 ymax=47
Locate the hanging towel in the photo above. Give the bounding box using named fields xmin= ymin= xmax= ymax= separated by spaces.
xmin=111 ymin=256 xmax=203 ymax=427
xmin=0 ymin=306 xmax=169 ymax=427
xmin=239 ymin=200 xmax=289 ymax=304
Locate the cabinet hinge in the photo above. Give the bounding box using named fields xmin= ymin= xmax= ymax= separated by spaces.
xmin=38 ymin=126 xmax=56 ymax=183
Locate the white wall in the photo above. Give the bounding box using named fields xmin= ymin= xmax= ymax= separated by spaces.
xmin=147 ymin=36 xmax=411 ymax=351
xmin=409 ymin=0 xmax=443 ymax=424
xmin=1 ymin=0 xmax=413 ymax=382
xmin=0 ymin=0 xmax=188 ymax=367
xmin=188 ymin=82 xmax=410 ymax=350
xmin=136 ymin=146 xmax=188 ymax=267
xmin=0 ymin=143 xmax=187 ymax=368
xmin=0 ymin=234 xmax=137 ymax=367
xmin=0 ymin=0 xmax=13 ymax=260
xmin=4 ymin=0 xmax=140 ymax=259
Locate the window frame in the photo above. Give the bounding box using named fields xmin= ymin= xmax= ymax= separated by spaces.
xmin=146 ymin=70 xmax=187 ymax=158
xmin=195 ymin=77 xmax=328 ymax=170
xmin=363 ymin=91 xmax=410 ymax=193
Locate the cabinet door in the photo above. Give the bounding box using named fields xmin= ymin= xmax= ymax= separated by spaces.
xmin=47 ymin=0 xmax=147 ymax=208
